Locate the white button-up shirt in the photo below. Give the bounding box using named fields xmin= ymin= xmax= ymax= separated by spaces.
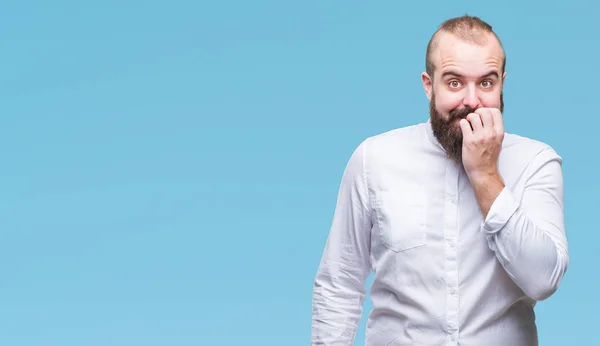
xmin=311 ymin=119 xmax=569 ymax=346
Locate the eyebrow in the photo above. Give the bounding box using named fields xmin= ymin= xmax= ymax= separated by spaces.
xmin=441 ymin=71 xmax=500 ymax=79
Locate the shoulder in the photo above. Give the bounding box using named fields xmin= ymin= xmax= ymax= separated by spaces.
xmin=367 ymin=122 xmax=426 ymax=145
xmin=344 ymin=122 xmax=431 ymax=185
xmin=501 ymin=132 xmax=562 ymax=164
xmin=498 ymin=132 xmax=563 ymax=184
xmin=358 ymin=122 xmax=428 ymax=158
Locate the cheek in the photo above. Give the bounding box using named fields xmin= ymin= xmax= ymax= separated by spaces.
xmin=480 ymin=91 xmax=503 ymax=108
xmin=435 ymin=94 xmax=463 ymax=112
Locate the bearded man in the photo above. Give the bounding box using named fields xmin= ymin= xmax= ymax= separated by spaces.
xmin=311 ymin=15 xmax=568 ymax=346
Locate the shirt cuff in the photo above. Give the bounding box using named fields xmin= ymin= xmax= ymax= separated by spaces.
xmin=480 ymin=186 xmax=520 ymax=235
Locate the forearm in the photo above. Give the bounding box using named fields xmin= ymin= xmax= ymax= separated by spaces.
xmin=312 ymin=203 xmax=370 ymax=345
xmin=312 ymin=256 xmax=368 ymax=345
xmin=312 ymin=139 xmax=372 ymax=345
xmin=469 ymin=171 xmax=505 ymax=220
xmin=481 ymin=188 xmax=569 ymax=300
xmin=477 ymin=150 xmax=569 ymax=300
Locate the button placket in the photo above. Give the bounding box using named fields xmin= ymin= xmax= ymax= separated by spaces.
xmin=444 ymin=162 xmax=460 ymax=343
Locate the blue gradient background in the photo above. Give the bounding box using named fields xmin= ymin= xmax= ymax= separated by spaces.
xmin=1 ymin=1 xmax=597 ymax=345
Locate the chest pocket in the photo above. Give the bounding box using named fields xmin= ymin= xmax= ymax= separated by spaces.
xmin=375 ymin=190 xmax=428 ymax=252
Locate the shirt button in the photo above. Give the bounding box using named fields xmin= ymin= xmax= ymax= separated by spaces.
xmin=450 ymin=288 xmax=457 ymax=295
xmin=451 ymin=334 xmax=457 ymax=341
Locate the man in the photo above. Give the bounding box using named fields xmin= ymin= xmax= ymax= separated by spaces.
xmin=311 ymin=15 xmax=568 ymax=346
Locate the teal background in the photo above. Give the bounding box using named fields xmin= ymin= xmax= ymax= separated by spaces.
xmin=1 ymin=1 xmax=596 ymax=345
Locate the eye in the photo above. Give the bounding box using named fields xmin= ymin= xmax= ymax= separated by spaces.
xmin=481 ymin=80 xmax=493 ymax=88
xmin=449 ymin=80 xmax=461 ymax=88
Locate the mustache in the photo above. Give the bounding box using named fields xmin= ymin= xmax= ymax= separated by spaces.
xmin=449 ymin=106 xmax=477 ymax=121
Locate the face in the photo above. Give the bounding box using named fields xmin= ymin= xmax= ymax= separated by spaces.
xmin=422 ymin=32 xmax=506 ymax=163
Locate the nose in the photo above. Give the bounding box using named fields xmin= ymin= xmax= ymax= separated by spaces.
xmin=462 ymin=86 xmax=480 ymax=109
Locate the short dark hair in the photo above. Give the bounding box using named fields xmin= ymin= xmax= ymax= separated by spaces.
xmin=425 ymin=15 xmax=506 ymax=78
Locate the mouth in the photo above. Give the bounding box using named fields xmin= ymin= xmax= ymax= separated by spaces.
xmin=449 ymin=107 xmax=477 ymax=122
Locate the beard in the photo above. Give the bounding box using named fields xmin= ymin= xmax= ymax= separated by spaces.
xmin=430 ymin=92 xmax=504 ymax=164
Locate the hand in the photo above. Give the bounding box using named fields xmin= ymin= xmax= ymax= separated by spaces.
xmin=459 ymin=108 xmax=504 ymax=179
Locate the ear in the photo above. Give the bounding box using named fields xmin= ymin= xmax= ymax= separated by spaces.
xmin=502 ymin=71 xmax=507 ymax=83
xmin=421 ymin=72 xmax=433 ymax=101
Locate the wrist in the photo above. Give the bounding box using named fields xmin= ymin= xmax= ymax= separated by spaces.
xmin=467 ymin=169 xmax=503 ymax=185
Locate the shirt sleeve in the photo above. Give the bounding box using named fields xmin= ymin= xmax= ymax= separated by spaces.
xmin=480 ymin=146 xmax=569 ymax=301
xmin=311 ymin=139 xmax=372 ymax=345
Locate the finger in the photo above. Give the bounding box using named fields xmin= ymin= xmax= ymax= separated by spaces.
xmin=492 ymin=109 xmax=504 ymax=134
xmin=467 ymin=113 xmax=483 ymax=132
xmin=459 ymin=118 xmax=473 ymax=140
xmin=476 ymin=108 xmax=494 ymax=129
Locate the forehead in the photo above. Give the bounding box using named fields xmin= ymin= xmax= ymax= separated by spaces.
xmin=432 ymin=32 xmax=504 ymax=77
